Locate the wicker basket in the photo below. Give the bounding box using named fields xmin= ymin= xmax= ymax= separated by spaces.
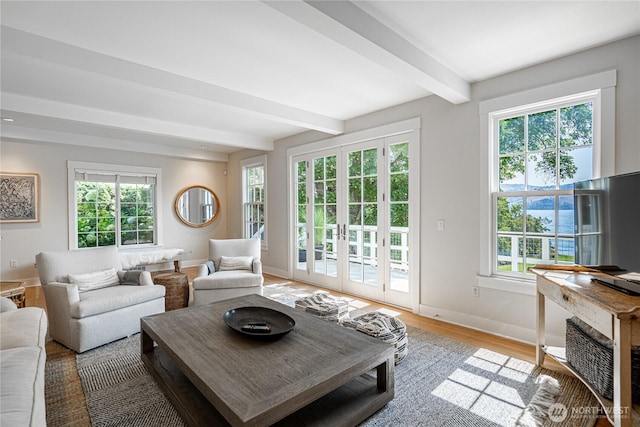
xmin=566 ymin=316 xmax=640 ymax=402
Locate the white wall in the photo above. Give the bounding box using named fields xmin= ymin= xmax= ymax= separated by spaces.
xmin=227 ymin=35 xmax=640 ymax=344
xmin=0 ymin=140 xmax=228 ymax=283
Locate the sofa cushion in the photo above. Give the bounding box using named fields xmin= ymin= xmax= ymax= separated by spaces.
xmin=70 ymin=285 xmax=165 ymax=319
xmin=69 ymin=267 xmax=120 ymax=292
xmin=218 ymin=256 xmax=253 ymax=271
xmin=192 ymin=271 xmax=262 ymax=290
xmin=0 ymin=308 xmax=48 ymax=350
xmin=204 ymin=260 xmax=216 ymax=274
xmin=118 ymin=270 xmax=144 ymax=286
xmin=0 ymin=346 xmax=46 ymax=426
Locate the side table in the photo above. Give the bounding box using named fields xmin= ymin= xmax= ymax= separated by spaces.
xmin=0 ymin=281 xmax=26 ymax=308
xmin=153 ymin=272 xmax=189 ymax=311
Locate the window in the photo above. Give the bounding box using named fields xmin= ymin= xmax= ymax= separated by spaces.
xmin=492 ymin=95 xmax=596 ymax=277
xmin=242 ymin=156 xmax=266 ymax=246
xmin=477 ymin=70 xmax=617 ymax=295
xmin=68 ymin=161 xmax=161 ymax=249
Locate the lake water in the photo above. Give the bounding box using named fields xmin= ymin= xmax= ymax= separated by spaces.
xmin=528 ymin=209 xmax=574 ymax=255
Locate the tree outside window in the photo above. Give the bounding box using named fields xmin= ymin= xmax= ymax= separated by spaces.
xmin=495 ymin=101 xmax=594 ymax=275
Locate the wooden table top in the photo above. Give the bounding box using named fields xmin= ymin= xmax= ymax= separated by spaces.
xmin=141 ymin=294 xmax=394 ymax=426
xmin=532 ymin=268 xmax=640 ymax=318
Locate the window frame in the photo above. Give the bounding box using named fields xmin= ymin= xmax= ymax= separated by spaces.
xmin=478 ymin=70 xmax=616 ymax=293
xmin=491 ymin=94 xmax=598 ymax=279
xmin=67 ymin=161 xmax=163 ymax=250
xmin=241 ymin=155 xmax=267 ymax=249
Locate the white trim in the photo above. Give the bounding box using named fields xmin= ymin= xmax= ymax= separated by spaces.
xmin=479 ymin=70 xmax=617 ymax=115
xmin=287 ymin=117 xmax=421 ymax=311
xmin=419 ymin=302 xmax=563 ymax=346
xmin=478 ymin=71 xmax=617 ymax=290
xmin=67 ymin=160 xmax=163 ymax=250
xmin=286 ymin=117 xmax=421 ymax=158
xmin=240 ymin=155 xmax=268 ymax=249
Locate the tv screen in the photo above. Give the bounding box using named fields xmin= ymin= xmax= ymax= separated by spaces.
xmin=574 ymin=171 xmax=640 ymax=280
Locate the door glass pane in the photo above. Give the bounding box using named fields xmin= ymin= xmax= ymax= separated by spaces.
xmin=388 ymin=142 xmax=409 ymax=292
xmin=295 ymin=160 xmax=307 ymax=270
xmin=313 ymin=155 xmax=337 ymax=277
xmin=348 ymin=148 xmax=378 ymax=286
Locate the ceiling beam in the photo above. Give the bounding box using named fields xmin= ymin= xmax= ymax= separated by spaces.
xmin=2 ymin=93 xmax=274 ymax=152
xmin=1 ymin=26 xmax=345 ymax=136
xmin=265 ymin=1 xmax=470 ymax=104
xmin=1 ymin=127 xmax=230 ymax=162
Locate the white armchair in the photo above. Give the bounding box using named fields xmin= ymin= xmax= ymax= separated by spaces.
xmin=192 ymin=239 xmax=264 ymax=306
xmin=36 ymin=246 xmax=165 ymax=353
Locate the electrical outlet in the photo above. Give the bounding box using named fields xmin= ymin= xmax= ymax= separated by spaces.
xmin=9 ymin=259 xmax=18 ymax=268
xmin=472 ymin=286 xmax=479 ymax=297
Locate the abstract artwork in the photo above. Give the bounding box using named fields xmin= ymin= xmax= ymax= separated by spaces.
xmin=0 ymin=172 xmax=40 ymax=223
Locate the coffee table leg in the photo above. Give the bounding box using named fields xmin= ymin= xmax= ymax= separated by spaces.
xmin=141 ymin=328 xmax=154 ymax=354
xmin=376 ymin=355 xmax=395 ymax=392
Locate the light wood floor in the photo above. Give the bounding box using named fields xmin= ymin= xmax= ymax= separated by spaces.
xmin=26 ymin=267 xmax=612 ymax=427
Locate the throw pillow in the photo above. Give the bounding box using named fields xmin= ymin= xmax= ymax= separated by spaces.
xmin=119 ymin=270 xmax=144 ymax=286
xmin=218 ymin=256 xmax=253 ymax=271
xmin=69 ymin=267 xmax=120 ymax=293
xmin=204 ymin=260 xmax=216 ymax=274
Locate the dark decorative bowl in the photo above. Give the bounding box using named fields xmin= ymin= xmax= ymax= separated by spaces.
xmin=223 ymin=306 xmax=295 ymax=339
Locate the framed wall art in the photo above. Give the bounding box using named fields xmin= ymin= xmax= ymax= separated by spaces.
xmin=0 ymin=172 xmax=40 ymax=223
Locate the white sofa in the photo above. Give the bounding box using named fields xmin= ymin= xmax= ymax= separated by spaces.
xmin=192 ymin=239 xmax=264 ymax=305
xmin=0 ymin=297 xmax=48 ymax=427
xmin=36 ymin=246 xmax=165 ymax=353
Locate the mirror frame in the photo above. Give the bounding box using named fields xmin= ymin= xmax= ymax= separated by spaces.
xmin=174 ymin=185 xmax=221 ymax=228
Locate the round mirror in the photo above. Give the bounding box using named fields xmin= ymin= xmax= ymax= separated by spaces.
xmin=174 ymin=185 xmax=220 ymax=227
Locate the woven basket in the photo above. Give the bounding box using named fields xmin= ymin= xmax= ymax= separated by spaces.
xmin=566 ymin=316 xmax=640 ymax=402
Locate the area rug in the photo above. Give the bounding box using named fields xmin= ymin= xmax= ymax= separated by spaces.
xmin=45 ymin=322 xmax=598 ymax=427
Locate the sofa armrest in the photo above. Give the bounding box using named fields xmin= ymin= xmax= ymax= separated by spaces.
xmin=139 ymin=271 xmax=154 ymax=286
xmin=0 ymin=296 xmax=18 ymax=312
xmin=252 ymin=259 xmax=262 ymax=276
xmin=196 ymin=263 xmax=209 ymax=278
xmin=41 ymin=282 xmax=80 ymax=347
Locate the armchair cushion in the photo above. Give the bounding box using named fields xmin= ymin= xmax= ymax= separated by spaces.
xmin=69 ymin=267 xmax=120 ymax=292
xmin=219 ymin=256 xmax=253 ymax=271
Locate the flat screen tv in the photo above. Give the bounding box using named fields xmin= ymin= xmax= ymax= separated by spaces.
xmin=574 ymin=171 xmax=640 ymax=293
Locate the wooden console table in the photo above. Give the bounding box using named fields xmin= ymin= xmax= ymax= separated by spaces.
xmin=533 ymin=268 xmax=640 ymax=427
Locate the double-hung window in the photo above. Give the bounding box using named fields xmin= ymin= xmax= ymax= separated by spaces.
xmin=68 ymin=161 xmax=161 ymax=249
xmin=480 ymin=70 xmax=617 ymax=284
xmin=241 ymin=155 xmax=266 ymax=247
xmin=492 ymin=95 xmax=596 ymax=277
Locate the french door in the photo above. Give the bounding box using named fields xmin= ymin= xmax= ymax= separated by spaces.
xmin=292 ymin=134 xmax=415 ymax=308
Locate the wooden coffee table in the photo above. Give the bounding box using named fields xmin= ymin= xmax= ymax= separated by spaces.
xmin=140 ymin=294 xmax=394 ymax=427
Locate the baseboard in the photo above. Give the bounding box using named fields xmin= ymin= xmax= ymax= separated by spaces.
xmin=418 ymin=303 xmax=565 ymax=347
xmin=262 ymin=266 xmax=289 ymax=279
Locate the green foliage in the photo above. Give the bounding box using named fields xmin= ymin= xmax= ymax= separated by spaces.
xmin=499 ymin=102 xmax=592 ymax=189
xmin=76 ymin=181 xmax=154 ymax=248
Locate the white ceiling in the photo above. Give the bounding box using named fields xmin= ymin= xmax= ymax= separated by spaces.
xmin=1 ymin=1 xmax=639 ymax=161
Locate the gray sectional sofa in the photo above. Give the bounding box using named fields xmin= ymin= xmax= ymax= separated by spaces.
xmin=0 ymin=297 xmax=48 ymax=426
